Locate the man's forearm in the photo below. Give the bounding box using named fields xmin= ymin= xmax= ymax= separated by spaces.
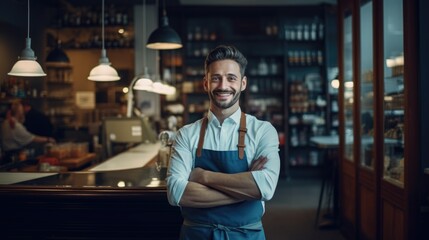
xmin=179 ymin=181 xmax=242 ymax=208
xmin=187 ymin=157 xmax=267 ymax=201
xmin=200 ymin=171 xmax=261 ymax=200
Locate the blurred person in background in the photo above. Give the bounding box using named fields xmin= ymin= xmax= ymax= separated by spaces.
xmin=1 ymin=100 xmax=55 ymax=165
xmin=22 ymin=100 xmax=54 ymax=137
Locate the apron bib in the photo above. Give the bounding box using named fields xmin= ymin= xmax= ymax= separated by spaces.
xmin=180 ymin=113 xmax=265 ymax=240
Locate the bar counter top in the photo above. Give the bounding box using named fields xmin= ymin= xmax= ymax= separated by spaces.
xmin=0 ymin=142 xmax=162 ymax=187
xmin=4 ymin=163 xmax=167 ymax=188
xmin=0 ymin=142 xmax=182 ymax=240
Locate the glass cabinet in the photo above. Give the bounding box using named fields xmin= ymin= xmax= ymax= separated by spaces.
xmin=342 ymin=7 xmax=354 ymax=162
xmin=359 ymin=0 xmax=374 ymax=170
xmin=382 ymin=0 xmax=404 ymax=187
xmin=339 ymin=0 xmax=425 ymax=239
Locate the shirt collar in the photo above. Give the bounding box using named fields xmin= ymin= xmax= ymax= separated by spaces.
xmin=207 ymin=108 xmax=242 ymax=126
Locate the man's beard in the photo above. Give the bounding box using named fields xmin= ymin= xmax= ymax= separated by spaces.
xmin=209 ymin=88 xmax=241 ymax=109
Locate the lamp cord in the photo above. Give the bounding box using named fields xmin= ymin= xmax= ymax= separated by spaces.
xmin=142 ymin=0 xmax=146 ymax=67
xmin=27 ymin=0 xmax=30 ymax=38
xmin=162 ymin=0 xmax=166 ymax=17
xmin=102 ymin=0 xmax=105 ymax=50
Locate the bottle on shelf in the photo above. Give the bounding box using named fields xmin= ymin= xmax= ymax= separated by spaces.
xmin=258 ymin=58 xmax=269 ymax=76
xmin=291 ymin=128 xmax=299 ymax=147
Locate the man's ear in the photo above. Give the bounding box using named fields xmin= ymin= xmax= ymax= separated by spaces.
xmin=203 ymin=77 xmax=208 ymax=92
xmin=241 ymin=76 xmax=247 ymax=91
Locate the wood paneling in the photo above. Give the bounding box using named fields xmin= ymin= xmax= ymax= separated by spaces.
xmin=0 ymin=188 xmax=182 ymax=240
xmin=382 ymin=199 xmax=404 ymax=240
xmin=341 ymin=168 xmax=356 ymax=239
xmin=359 ymin=185 xmax=376 ymax=240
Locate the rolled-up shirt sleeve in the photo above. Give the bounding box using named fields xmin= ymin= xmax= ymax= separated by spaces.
xmin=251 ymin=123 xmax=280 ymax=201
xmin=166 ymin=126 xmax=194 ymax=207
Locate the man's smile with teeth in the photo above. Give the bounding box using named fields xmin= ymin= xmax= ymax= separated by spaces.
xmin=216 ymin=92 xmax=232 ymax=96
xmin=214 ymin=90 xmax=234 ymax=96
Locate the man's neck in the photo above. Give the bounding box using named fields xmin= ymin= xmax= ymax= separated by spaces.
xmin=210 ymin=104 xmax=239 ymax=125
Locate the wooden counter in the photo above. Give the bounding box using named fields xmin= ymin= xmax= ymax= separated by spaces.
xmin=0 ymin=142 xmax=182 ymax=240
xmin=59 ymin=153 xmax=96 ymax=170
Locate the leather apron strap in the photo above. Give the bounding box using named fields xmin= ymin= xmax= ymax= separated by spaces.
xmin=238 ymin=112 xmax=246 ymax=160
xmin=196 ymin=117 xmax=208 ymax=158
xmin=196 ymin=112 xmax=247 ymax=160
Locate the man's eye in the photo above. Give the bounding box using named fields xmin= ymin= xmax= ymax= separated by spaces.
xmin=211 ymin=77 xmax=220 ymax=81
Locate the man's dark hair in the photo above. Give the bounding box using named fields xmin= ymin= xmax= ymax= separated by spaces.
xmin=204 ymin=45 xmax=248 ymax=78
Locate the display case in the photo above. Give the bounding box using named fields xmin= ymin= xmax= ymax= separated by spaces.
xmin=381 ymin=0 xmax=405 ymax=187
xmin=338 ymin=0 xmax=425 ymax=239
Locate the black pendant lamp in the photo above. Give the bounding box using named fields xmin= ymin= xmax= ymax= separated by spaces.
xmin=46 ymin=6 xmax=70 ymax=64
xmin=46 ymin=40 xmax=70 ymax=64
xmin=146 ymin=0 xmax=182 ymax=50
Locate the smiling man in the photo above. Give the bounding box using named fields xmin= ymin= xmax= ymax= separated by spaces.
xmin=166 ymin=45 xmax=280 ymax=239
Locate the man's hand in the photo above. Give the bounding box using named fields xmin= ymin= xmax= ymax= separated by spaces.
xmin=250 ymin=156 xmax=268 ymax=171
xmin=189 ymin=167 xmax=206 ymax=184
xmin=181 ymin=169 xmax=241 ymax=208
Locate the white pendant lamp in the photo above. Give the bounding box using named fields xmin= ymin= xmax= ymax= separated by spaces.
xmin=8 ymin=0 xmax=46 ymax=77
xmin=126 ymin=0 xmax=154 ymax=117
xmin=88 ymin=0 xmax=120 ymax=81
xmin=152 ymin=79 xmax=176 ymax=95
xmin=152 ymin=54 xmax=176 ymax=95
xmin=134 ymin=68 xmax=154 ymax=91
xmin=134 ymin=0 xmax=153 ymax=88
xmin=146 ymin=0 xmax=182 ymax=50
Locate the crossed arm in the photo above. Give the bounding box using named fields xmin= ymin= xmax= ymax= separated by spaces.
xmin=179 ymin=156 xmax=268 ymax=208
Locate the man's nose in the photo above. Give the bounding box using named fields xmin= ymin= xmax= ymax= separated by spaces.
xmin=218 ymin=77 xmax=228 ymax=88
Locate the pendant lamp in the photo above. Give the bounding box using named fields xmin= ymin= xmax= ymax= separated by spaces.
xmin=146 ymin=0 xmax=182 ymax=50
xmin=8 ymin=0 xmax=46 ymax=77
xmin=151 ymin=53 xmax=176 ymax=95
xmin=46 ymin=43 xmax=70 ymax=64
xmin=88 ymin=0 xmax=120 ymax=81
xmin=152 ymin=75 xmax=176 ymax=95
xmin=134 ymin=0 xmax=153 ymax=90
xmin=46 ymin=5 xmax=70 ymax=64
xmin=126 ymin=0 xmax=154 ymax=117
xmin=134 ymin=68 xmax=154 ymax=91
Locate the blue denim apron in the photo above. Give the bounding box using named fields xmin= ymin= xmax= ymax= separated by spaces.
xmin=180 ymin=113 xmax=265 ymax=240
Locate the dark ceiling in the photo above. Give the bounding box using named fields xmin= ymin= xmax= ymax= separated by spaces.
xmin=39 ymin=0 xmax=180 ymax=8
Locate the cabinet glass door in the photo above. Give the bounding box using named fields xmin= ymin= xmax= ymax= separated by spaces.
xmin=343 ymin=9 xmax=354 ymax=162
xmin=383 ymin=0 xmax=404 ymax=186
xmin=360 ymin=0 xmax=374 ymax=169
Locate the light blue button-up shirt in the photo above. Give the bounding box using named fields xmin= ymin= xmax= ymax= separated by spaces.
xmin=166 ymin=108 xmax=280 ymax=208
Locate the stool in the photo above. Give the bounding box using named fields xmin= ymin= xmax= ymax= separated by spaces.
xmin=315 ymin=148 xmax=338 ymax=228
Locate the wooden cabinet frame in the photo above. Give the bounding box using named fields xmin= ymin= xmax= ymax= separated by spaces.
xmin=338 ymin=0 xmax=422 ymax=239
